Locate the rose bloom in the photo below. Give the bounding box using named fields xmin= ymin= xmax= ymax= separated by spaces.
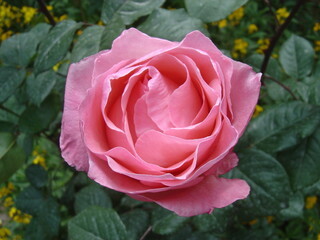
xmin=60 ymin=28 xmax=261 ymax=217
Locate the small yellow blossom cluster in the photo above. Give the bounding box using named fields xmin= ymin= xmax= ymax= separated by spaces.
xmin=305 ymin=196 xmax=317 ymax=209
xmin=0 ymin=0 xmax=37 ymax=41
xmin=248 ymin=24 xmax=258 ymax=34
xmin=0 ymin=227 xmax=11 ymax=240
xmin=231 ymin=38 xmax=248 ymax=58
xmin=211 ymin=6 xmax=245 ymax=28
xmin=253 ymin=105 xmax=264 ymax=118
xmin=256 ymin=38 xmax=270 ymax=54
xmin=314 ymin=41 xmax=320 ymax=52
xmin=8 ymin=207 xmax=32 ymax=224
xmin=227 ymin=7 xmax=244 ymax=26
xmin=314 ymin=23 xmax=320 ymax=32
xmin=32 ymin=148 xmax=47 ymax=169
xmin=46 ymin=5 xmax=68 ymax=23
xmin=276 ymin=7 xmax=290 ymax=25
xmin=0 ymin=183 xmax=14 ymax=199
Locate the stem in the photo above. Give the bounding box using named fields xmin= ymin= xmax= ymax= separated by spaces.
xmin=263 ymin=75 xmax=299 ymax=100
xmin=140 ymin=226 xmax=152 ymax=240
xmin=0 ymin=105 xmax=20 ymax=117
xmin=37 ymin=0 xmax=56 ymax=26
xmin=263 ymin=0 xmax=280 ymax=28
xmin=260 ymin=0 xmax=306 ymax=76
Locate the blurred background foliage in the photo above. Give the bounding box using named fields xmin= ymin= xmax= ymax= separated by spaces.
xmin=0 ymin=0 xmax=320 ymax=239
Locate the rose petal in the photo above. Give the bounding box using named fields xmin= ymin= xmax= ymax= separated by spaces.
xmin=134 ymin=175 xmax=250 ymax=217
xmin=135 ymin=130 xmax=198 ymax=167
xmin=60 ymin=51 xmax=106 ymax=171
xmin=92 ymin=28 xmax=177 ymax=78
xmin=229 ymin=61 xmax=261 ymax=135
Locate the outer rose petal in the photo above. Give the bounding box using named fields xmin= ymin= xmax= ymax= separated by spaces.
xmin=131 ymin=176 xmax=250 ymax=217
xmin=229 ymin=61 xmax=261 ymax=135
xmin=92 ymin=28 xmax=177 ymax=78
xmin=60 ymin=51 xmax=107 ymax=171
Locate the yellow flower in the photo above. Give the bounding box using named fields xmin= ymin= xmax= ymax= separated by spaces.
xmin=76 ymin=29 xmax=83 ymax=36
xmin=248 ymin=219 xmax=258 ymax=225
xmin=9 ymin=207 xmax=32 ymax=224
xmin=276 ymin=8 xmax=289 ymax=24
xmin=13 ymin=235 xmax=22 ymax=240
xmin=231 ymin=38 xmax=248 ymax=58
xmin=0 ymin=183 xmax=14 ymax=198
xmin=248 ymin=24 xmax=258 ymax=34
xmin=314 ymin=41 xmax=320 ymax=52
xmin=228 ymin=7 xmax=244 ymax=26
xmin=32 ymin=155 xmax=47 ymax=169
xmin=21 ymin=6 xmax=37 ymax=24
xmin=3 ymin=197 xmax=14 ymax=207
xmin=266 ymin=216 xmax=274 ymax=224
xmin=314 ymin=23 xmax=320 ymax=32
xmin=318 ymin=233 xmax=320 ymax=240
xmin=46 ymin=5 xmax=53 ymax=11
xmin=0 ymin=228 xmax=11 ymax=238
xmin=97 ymin=20 xmax=104 ymax=26
xmin=253 ymin=105 xmax=263 ymax=118
xmin=305 ymin=196 xmax=317 ymax=209
xmin=256 ymin=38 xmax=270 ymax=54
xmin=217 ymin=19 xmax=227 ymax=28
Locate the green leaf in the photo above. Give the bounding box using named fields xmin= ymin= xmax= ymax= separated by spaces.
xmin=121 ymin=209 xmax=149 ymax=240
xmin=26 ymin=71 xmax=57 ymax=106
xmin=29 ymin=23 xmax=52 ymax=42
xmin=26 ymin=164 xmax=48 ymax=188
xmin=19 ymin=94 xmax=59 ymax=134
xmin=101 ymin=0 xmax=165 ymax=25
xmin=34 ymin=20 xmax=82 ymax=73
xmin=238 ymin=102 xmax=320 ymax=153
xmin=0 ymin=32 xmax=38 ymax=67
xmin=16 ymin=186 xmax=44 ymax=215
xmin=192 ymin=206 xmax=232 ymax=233
xmin=0 ymin=132 xmax=26 ymax=184
xmin=185 ymin=0 xmax=248 ymax=22
xmin=0 ymin=67 xmax=26 ymax=103
xmin=71 ymin=25 xmax=105 ymax=63
xmin=280 ymin=193 xmax=304 ymax=219
xmin=100 ymin=15 xmax=125 ymax=50
xmin=278 ymin=126 xmax=320 ymax=191
xmin=232 ymin=149 xmax=291 ymax=216
xmin=68 ymin=206 xmax=127 ymax=240
xmin=279 ymin=35 xmax=314 ymax=79
xmin=74 ymin=184 xmax=112 ymax=214
xmin=138 ymin=8 xmax=209 ymax=41
xmin=16 ymin=187 xmax=61 ymax=240
xmin=246 ymin=54 xmax=281 ymax=80
xmin=152 ymin=210 xmax=188 ymax=235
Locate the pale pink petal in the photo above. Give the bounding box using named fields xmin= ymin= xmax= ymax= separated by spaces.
xmin=204 ymin=152 xmax=239 ymax=176
xmin=60 ymin=51 xmax=105 ymax=171
xmin=229 ymin=61 xmax=261 ymax=135
xmin=134 ymin=175 xmax=250 ymax=217
xmin=92 ymin=28 xmax=177 ymax=78
xmin=145 ymin=67 xmax=177 ymax=130
xmin=169 ymin=75 xmax=202 ymax=128
xmin=135 ymin=130 xmax=198 ymax=167
xmin=79 ymin=80 xmax=109 ymax=154
xmin=134 ymin=95 xmax=161 ymax=137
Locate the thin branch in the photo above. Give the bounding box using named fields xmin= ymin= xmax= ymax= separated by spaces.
xmin=0 ymin=105 xmax=20 ymax=117
xmin=264 ymin=0 xmax=281 ymax=28
xmin=263 ymin=75 xmax=299 ymax=100
xmin=140 ymin=226 xmax=152 ymax=240
xmin=260 ymin=0 xmax=306 ymax=76
xmin=37 ymin=0 xmax=56 ymax=26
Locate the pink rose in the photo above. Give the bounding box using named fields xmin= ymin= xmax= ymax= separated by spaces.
xmin=60 ymin=28 xmax=261 ymax=217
